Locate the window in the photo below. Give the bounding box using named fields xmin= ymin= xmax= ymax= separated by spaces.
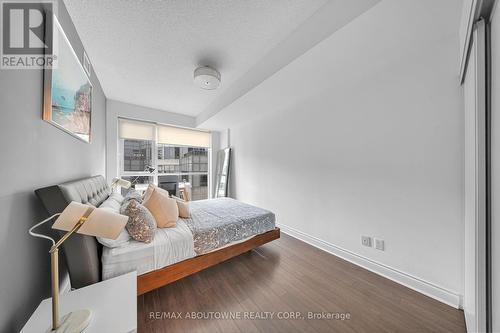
xmin=157 ymin=145 xmax=209 ymax=200
xmin=123 ymin=139 xmax=152 ymax=172
xmin=118 ymin=119 xmax=211 ymax=201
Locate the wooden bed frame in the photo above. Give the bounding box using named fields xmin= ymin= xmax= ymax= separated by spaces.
xmin=34 ymin=176 xmax=279 ymax=293
xmin=137 ymin=227 xmax=280 ymax=295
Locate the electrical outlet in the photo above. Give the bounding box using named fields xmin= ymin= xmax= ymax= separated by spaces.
xmin=361 ymin=236 xmax=372 ymax=247
xmin=374 ymin=238 xmax=384 ymax=251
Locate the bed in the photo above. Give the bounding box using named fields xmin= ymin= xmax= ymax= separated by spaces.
xmin=35 ymin=175 xmax=280 ymax=295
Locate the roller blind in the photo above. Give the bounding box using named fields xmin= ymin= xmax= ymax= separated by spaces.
xmin=158 ymin=125 xmax=210 ymax=148
xmin=119 ymin=119 xmax=155 ymax=141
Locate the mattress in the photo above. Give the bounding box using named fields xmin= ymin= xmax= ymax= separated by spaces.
xmin=102 ymin=220 xmax=195 ymax=280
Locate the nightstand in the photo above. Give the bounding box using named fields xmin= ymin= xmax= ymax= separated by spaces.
xmin=21 ymin=271 xmax=137 ymax=333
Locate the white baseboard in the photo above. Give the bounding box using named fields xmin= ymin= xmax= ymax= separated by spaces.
xmin=278 ymin=223 xmax=463 ymax=309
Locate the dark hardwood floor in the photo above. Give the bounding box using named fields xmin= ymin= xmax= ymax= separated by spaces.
xmin=138 ymin=234 xmax=466 ymax=333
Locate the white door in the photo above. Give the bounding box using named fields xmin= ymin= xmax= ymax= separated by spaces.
xmin=463 ymin=19 xmax=487 ymax=333
xmin=490 ymin=2 xmax=500 ymax=331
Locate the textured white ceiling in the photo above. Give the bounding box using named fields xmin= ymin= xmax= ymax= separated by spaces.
xmin=63 ymin=0 xmax=328 ymax=116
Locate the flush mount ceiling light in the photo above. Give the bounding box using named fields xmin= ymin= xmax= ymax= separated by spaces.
xmin=194 ymin=66 xmax=221 ymax=90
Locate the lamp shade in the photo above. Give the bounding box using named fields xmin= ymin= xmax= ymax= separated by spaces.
xmin=112 ymin=177 xmax=132 ymax=189
xmin=53 ymin=202 xmax=128 ymax=240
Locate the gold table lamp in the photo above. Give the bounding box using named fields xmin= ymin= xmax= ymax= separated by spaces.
xmin=29 ymin=201 xmax=128 ymax=332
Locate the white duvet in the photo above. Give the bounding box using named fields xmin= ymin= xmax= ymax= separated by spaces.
xmin=101 ymin=220 xmax=195 ymax=280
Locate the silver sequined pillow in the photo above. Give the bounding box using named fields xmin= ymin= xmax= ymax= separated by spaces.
xmin=119 ymin=189 xmax=142 ymax=214
xmin=122 ymin=199 xmax=157 ymax=243
xmin=123 ymin=189 xmax=143 ymax=204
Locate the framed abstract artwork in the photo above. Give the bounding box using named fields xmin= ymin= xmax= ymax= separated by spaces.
xmin=43 ymin=14 xmax=92 ymax=143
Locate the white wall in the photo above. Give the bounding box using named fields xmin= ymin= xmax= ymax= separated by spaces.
xmin=490 ymin=1 xmax=500 ymax=331
xmin=0 ymin=1 xmax=107 ymax=331
xmin=105 ymin=99 xmax=196 ymax=181
xmin=202 ymin=0 xmax=464 ymax=306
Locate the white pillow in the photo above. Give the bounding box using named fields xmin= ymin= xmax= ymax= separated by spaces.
xmin=96 ymin=194 xmax=131 ymax=248
xmin=107 ymin=192 xmax=124 ymax=205
xmin=97 ymin=228 xmax=131 ymax=248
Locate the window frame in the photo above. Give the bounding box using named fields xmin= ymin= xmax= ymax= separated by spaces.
xmin=117 ymin=118 xmax=212 ymax=200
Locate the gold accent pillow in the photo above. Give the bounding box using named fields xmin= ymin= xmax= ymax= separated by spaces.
xmin=143 ymin=184 xmax=169 ymax=202
xmin=176 ymin=199 xmax=190 ymax=218
xmin=171 ymin=195 xmax=190 ymax=218
xmin=143 ymin=189 xmax=178 ymax=228
xmin=142 ymin=184 xmax=155 ymax=202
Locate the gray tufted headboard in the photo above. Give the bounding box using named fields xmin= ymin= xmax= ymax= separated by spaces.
xmin=35 ymin=175 xmax=110 ymax=288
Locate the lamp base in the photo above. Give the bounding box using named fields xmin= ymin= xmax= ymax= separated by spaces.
xmin=52 ymin=309 xmax=92 ymax=333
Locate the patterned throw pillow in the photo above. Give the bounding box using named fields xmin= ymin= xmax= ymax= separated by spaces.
xmin=124 ymin=189 xmax=143 ymax=203
xmin=122 ymin=199 xmax=157 ymax=243
xmin=120 ymin=189 xmax=143 ymax=214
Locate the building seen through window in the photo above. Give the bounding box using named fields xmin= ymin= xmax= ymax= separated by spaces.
xmin=122 ymin=140 xmax=208 ymax=200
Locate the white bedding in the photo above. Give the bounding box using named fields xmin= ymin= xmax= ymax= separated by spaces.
xmin=101 ymin=197 xmax=276 ymax=280
xmin=102 ymin=220 xmax=195 ymax=280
